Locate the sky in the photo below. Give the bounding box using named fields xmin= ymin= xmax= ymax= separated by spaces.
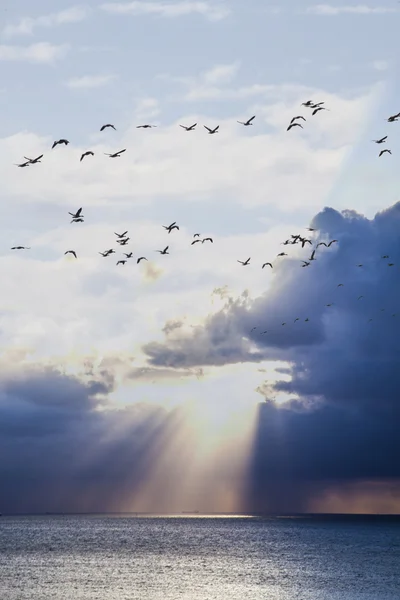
xmin=0 ymin=0 xmax=400 ymax=515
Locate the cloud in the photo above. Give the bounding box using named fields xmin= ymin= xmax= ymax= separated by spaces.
xmin=305 ymin=5 xmax=399 ymax=15
xmin=0 ymin=83 xmax=378 ymax=212
xmin=3 ymin=6 xmax=90 ymax=37
xmin=0 ymin=43 xmax=68 ymax=63
xmin=141 ymin=203 xmax=400 ymax=511
xmin=65 ymin=74 xmax=117 ymax=89
xmin=371 ymin=60 xmax=389 ymax=71
xmin=100 ymin=1 xmax=230 ymax=20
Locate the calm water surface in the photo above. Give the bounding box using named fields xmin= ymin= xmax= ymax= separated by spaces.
xmin=0 ymin=515 xmax=399 ymax=600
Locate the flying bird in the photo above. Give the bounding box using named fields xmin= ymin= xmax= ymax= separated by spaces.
xmin=309 ymin=250 xmax=316 ymax=261
xmin=301 ymin=100 xmax=314 ymax=107
xmin=80 ymin=151 xmax=94 ymax=161
xmin=301 ymin=261 xmax=310 ymax=267
xmin=137 ymin=124 xmax=157 ymax=129
xmin=193 ymin=233 xmax=201 ymax=237
xmin=287 ymin=122 xmax=303 ymax=131
xmin=100 ymin=124 xmax=116 ymax=131
xmin=358 ymin=296 xmax=363 ymax=300
xmin=238 ymin=258 xmax=251 ymax=266
xmin=312 ymin=107 xmax=326 ymax=116
xmin=237 ymin=116 xmax=256 ymax=126
xmin=372 ymin=136 xmax=387 ymax=144
xmin=24 ymin=154 xmax=43 ymax=164
xmin=277 ymin=252 xmax=287 ymax=257
xmin=294 ymin=318 xmax=299 ymax=323
xmin=117 ymin=260 xmax=127 ymax=266
xmin=191 ymin=239 xmax=202 ymax=245
xmin=105 ymin=149 xmax=126 ymax=158
xmin=167 ymin=225 xmax=179 ymax=233
xmin=11 ymin=246 xmax=30 ymax=250
xmin=204 ymin=125 xmax=219 ymax=134
xmin=52 ymin=139 xmax=69 ymax=149
xmin=157 ymin=246 xmax=169 ymax=254
xmin=290 ymin=116 xmax=306 ymax=124
xmin=15 ymin=161 xmax=30 ymax=167
xmin=379 ymin=149 xmax=392 ymax=157
xmin=337 ymin=283 xmax=344 ymax=287
xmin=262 ymin=262 xmax=273 ymax=268
xmin=115 ymin=231 xmax=128 ymax=238
xmin=69 ymin=208 xmax=83 ymax=219
xmin=64 ymin=251 xmax=77 ymax=258
xmin=387 ymin=113 xmax=400 ymax=122
xmin=163 ymin=222 xmax=177 ymax=232
xmin=180 ymin=123 xmax=197 ymax=131
xmin=202 ymin=237 xmax=213 ymax=243
xmin=137 ymin=256 xmax=148 ymax=263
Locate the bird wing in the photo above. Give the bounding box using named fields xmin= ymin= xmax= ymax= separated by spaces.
xmin=248 ymin=116 xmax=256 ymax=123
xmin=76 ymin=208 xmax=83 ymax=216
xmin=117 ymin=149 xmax=126 ymax=154
xmin=204 ymin=126 xmax=212 ymax=132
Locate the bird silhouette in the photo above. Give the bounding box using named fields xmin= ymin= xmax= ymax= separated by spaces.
xmin=105 ymin=149 xmax=126 ymax=158
xmin=180 ymin=123 xmax=197 ymax=131
xmin=80 ymin=151 xmax=94 ymax=162
xmin=24 ymin=154 xmax=43 ymax=164
xmin=237 ymin=116 xmax=256 ymax=126
xmin=287 ymin=122 xmax=303 ymax=131
xmin=204 ymin=125 xmax=219 ymax=134
xmin=52 ymin=139 xmax=69 ymax=149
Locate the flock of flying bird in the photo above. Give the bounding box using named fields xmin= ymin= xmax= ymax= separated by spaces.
xmin=11 ymin=101 xmax=398 ymax=298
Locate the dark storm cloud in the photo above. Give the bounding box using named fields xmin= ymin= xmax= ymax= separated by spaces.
xmin=0 ymin=356 xmax=182 ymax=514
xmin=142 ymin=202 xmax=400 ymax=511
xmin=2 ymin=203 xmax=400 ymax=514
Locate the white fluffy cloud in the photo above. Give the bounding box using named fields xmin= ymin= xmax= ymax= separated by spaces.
xmin=0 ymin=79 xmax=386 ymax=373
xmin=100 ymin=1 xmax=230 ymax=21
xmin=0 ymin=42 xmax=68 ymax=63
xmin=305 ymin=5 xmax=398 ymax=15
xmin=3 ymin=6 xmax=90 ymax=37
xmin=65 ymin=74 xmax=117 ymax=89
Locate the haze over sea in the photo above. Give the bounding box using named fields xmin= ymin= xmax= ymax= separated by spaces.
xmin=0 ymin=515 xmax=399 ymax=600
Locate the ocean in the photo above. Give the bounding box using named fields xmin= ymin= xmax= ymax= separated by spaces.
xmin=0 ymin=515 xmax=399 ymax=599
